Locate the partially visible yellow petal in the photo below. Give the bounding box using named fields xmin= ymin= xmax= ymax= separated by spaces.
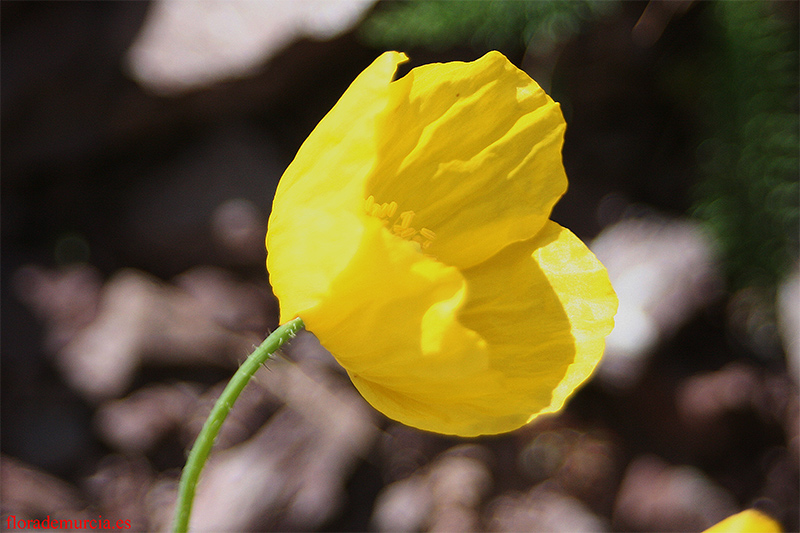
xmin=269 ymin=51 xmax=407 ymax=213
xmin=303 ymin=219 xmax=615 ymax=436
xmin=454 ymin=220 xmax=617 ymax=433
xmin=703 ymin=510 xmax=782 ymax=533
xmin=268 ymin=208 xmax=364 ymax=324
xmin=298 ymin=215 xmax=472 ymax=384
xmin=268 ymin=52 xmax=408 ymax=322
xmin=269 ymin=51 xmax=568 ymax=322
xmin=367 ymin=51 xmax=568 ymax=269
xmin=529 ymin=221 xmax=619 ymax=416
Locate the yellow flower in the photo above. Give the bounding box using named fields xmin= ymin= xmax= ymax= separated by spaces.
xmin=267 ymin=51 xmax=617 ymax=436
xmin=703 ymin=510 xmax=782 ymax=533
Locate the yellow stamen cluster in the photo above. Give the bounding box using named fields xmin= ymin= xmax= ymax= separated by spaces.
xmin=365 ymin=195 xmax=435 ymax=249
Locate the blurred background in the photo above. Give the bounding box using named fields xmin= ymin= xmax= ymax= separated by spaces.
xmin=1 ymin=1 xmax=798 ymax=531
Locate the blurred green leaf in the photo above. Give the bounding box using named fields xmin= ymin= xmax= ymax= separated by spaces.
xmin=360 ymin=0 xmax=614 ymax=52
xmin=691 ymin=1 xmax=799 ymax=292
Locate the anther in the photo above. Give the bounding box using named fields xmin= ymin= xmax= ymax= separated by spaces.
xmin=365 ymin=197 xmax=435 ymax=250
xmin=399 ymin=211 xmax=414 ymax=229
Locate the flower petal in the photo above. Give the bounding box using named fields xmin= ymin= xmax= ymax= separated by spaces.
xmin=523 ymin=221 xmax=618 ymax=417
xmin=267 ymin=51 xmax=408 ymax=322
xmin=349 ymin=221 xmax=617 ymax=436
xmin=269 ymin=51 xmax=567 ymax=321
xmin=367 ymin=51 xmax=568 ymax=269
xmin=703 ymin=510 xmax=782 ymax=533
xmin=298 ymin=215 xmax=478 ymax=385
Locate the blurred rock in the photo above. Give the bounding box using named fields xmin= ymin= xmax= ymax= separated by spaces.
xmin=13 ymin=264 xmax=102 ymax=353
xmin=755 ymin=448 xmax=800 ymax=531
xmin=429 ymin=447 xmax=493 ymax=509
xmin=371 ymin=474 xmax=433 ymax=532
xmin=174 ymin=266 xmax=274 ymax=333
xmin=0 ymin=455 xmax=93 ymax=526
xmin=518 ymin=429 xmax=570 ymax=484
xmin=487 ymin=483 xmax=608 ymax=533
xmin=378 ymin=423 xmax=448 ymax=483
xmin=677 ymin=363 xmax=759 ymax=425
xmin=758 ymin=445 xmax=800 ymax=532
xmin=95 ymin=383 xmax=202 ymax=454
xmin=210 ymin=198 xmax=268 ymax=266
xmin=371 ymin=445 xmax=493 ymax=532
xmin=518 ymin=428 xmax=621 ymax=514
xmin=727 ymin=286 xmax=784 ymax=360
xmin=591 ymin=216 xmax=722 ymax=389
xmin=83 ymin=455 xmax=155 ymax=532
xmin=676 ymin=363 xmax=798 ymax=454
xmin=777 ymin=266 xmax=799 ymax=385
xmin=127 ymin=0 xmax=377 ymax=95
xmin=613 ymin=455 xmax=736 ymax=531
xmin=428 ymin=449 xmax=493 ymax=532
xmin=54 ymin=268 xmax=266 ymax=401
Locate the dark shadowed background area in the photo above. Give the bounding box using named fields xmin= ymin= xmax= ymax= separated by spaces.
xmin=2 ymin=1 xmax=798 ymax=531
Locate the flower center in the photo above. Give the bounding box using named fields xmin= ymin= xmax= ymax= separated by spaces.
xmin=364 ymin=195 xmax=436 ymax=250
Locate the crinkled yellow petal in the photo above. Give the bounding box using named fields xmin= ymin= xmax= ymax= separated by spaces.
xmin=267 ymin=51 xmax=408 ymax=322
xmin=703 ymin=510 xmax=782 ymax=533
xmin=296 ymin=215 xmax=498 ymax=434
xmin=269 ymin=51 xmax=566 ymax=321
xmin=367 ymin=51 xmax=568 ymax=269
xmin=523 ymin=222 xmax=618 ymax=417
xmin=298 ymin=214 xmax=470 ymax=381
xmin=454 ymin=221 xmax=615 ymax=435
xmin=318 ymin=221 xmax=616 ymax=436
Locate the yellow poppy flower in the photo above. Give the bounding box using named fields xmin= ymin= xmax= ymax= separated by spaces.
xmin=703 ymin=510 xmax=782 ymax=533
xmin=266 ymin=51 xmax=618 ymax=436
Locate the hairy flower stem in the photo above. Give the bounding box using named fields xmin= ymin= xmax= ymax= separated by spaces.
xmin=172 ymin=317 xmax=305 ymax=533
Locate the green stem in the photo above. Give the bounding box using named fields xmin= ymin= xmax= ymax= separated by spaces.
xmin=172 ymin=317 xmax=305 ymax=533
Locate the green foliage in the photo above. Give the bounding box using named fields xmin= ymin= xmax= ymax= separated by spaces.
xmin=360 ymin=0 xmax=614 ymax=52
xmin=691 ymin=1 xmax=799 ymax=292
